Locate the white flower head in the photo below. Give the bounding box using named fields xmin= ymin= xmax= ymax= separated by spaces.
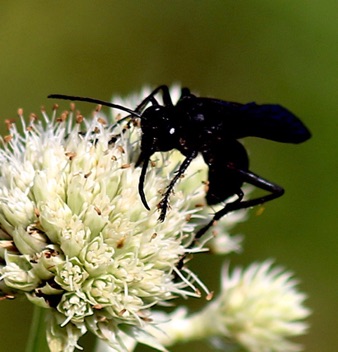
xmin=147 ymin=261 xmax=310 ymax=352
xmin=215 ymin=261 xmax=311 ymax=351
xmin=0 ymin=87 xmax=248 ymax=351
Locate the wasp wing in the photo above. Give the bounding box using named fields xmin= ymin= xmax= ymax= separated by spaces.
xmin=200 ymin=98 xmax=311 ymax=144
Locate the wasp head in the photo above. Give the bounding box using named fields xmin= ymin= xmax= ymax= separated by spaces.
xmin=140 ymin=105 xmax=179 ymax=152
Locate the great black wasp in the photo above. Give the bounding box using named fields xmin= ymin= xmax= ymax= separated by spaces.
xmin=49 ymin=85 xmax=311 ymax=240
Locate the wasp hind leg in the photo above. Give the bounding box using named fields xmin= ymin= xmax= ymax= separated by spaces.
xmin=193 ymin=167 xmax=284 ymax=243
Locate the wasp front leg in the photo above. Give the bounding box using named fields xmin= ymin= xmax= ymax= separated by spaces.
xmin=158 ymin=151 xmax=198 ymax=222
xmin=134 ymin=85 xmax=174 ymax=113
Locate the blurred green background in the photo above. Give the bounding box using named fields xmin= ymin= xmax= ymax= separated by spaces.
xmin=0 ymin=1 xmax=336 ymax=351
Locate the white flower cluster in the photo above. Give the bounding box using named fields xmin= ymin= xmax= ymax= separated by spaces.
xmin=144 ymin=261 xmax=310 ymax=352
xmin=0 ymin=105 xmax=205 ymax=350
xmin=0 ymin=87 xmax=310 ymax=352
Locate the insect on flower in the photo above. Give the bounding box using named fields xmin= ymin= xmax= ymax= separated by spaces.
xmin=49 ymin=85 xmax=311 ymax=240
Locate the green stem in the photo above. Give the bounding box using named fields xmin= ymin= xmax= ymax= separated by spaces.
xmin=26 ymin=305 xmax=48 ymax=352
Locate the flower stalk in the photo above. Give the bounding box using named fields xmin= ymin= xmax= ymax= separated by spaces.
xmin=26 ymin=305 xmax=48 ymax=352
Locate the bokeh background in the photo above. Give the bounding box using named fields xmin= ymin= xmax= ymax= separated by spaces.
xmin=0 ymin=1 xmax=336 ymax=351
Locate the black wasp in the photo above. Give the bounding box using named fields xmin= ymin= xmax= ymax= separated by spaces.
xmin=49 ymin=85 xmax=311 ymax=240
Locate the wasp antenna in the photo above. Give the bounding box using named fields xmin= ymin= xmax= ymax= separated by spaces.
xmin=48 ymin=94 xmax=141 ymax=117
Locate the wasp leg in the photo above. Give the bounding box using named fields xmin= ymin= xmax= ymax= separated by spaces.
xmin=194 ymin=167 xmax=284 ymax=242
xmin=158 ymin=151 xmax=198 ymax=222
xmin=135 ymin=150 xmax=156 ymax=210
xmin=135 ymin=85 xmax=173 ymax=113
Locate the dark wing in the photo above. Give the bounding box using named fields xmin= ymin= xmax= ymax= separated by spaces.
xmin=199 ymin=98 xmax=311 ymax=144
